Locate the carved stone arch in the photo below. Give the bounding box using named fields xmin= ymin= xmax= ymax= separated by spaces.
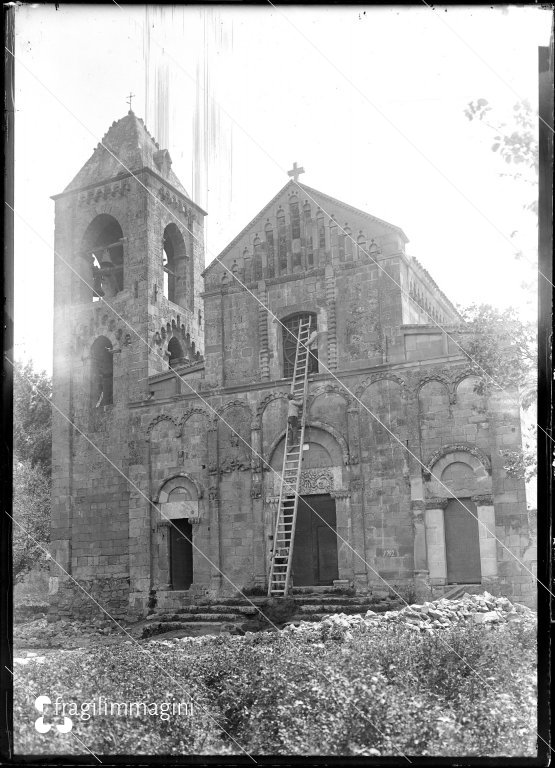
xmin=84 ymin=327 xmax=120 ymax=359
xmin=306 ymin=384 xmax=352 ymax=411
xmin=265 ymin=419 xmax=350 ymax=467
xmin=416 ymin=374 xmax=450 ymax=397
xmin=355 ymin=373 xmax=407 ymax=399
xmin=255 ymin=391 xmax=289 ymax=428
xmin=426 ymin=443 xmax=492 ymax=476
xmin=216 ymin=398 xmax=253 ymax=420
xmin=178 ymin=407 xmax=210 ymax=435
xmin=146 ymin=414 xmax=180 ymax=441
xmin=154 ymin=472 xmax=204 ymax=503
xmin=451 ymin=369 xmax=486 ymax=402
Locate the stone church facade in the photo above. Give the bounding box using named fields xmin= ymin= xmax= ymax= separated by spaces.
xmin=49 ymin=112 xmax=535 ymax=619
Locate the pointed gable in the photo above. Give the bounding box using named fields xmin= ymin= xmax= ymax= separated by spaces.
xmin=203 ymin=179 xmax=408 ymax=279
xmin=62 ymin=111 xmax=190 ymax=199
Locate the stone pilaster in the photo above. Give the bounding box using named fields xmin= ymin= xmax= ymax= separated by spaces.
xmin=424 ymin=497 xmax=448 ymax=584
xmin=472 ymin=493 xmax=498 ymax=579
xmin=257 ymin=282 xmax=270 ymax=381
xmin=325 ymin=264 xmax=337 ymax=370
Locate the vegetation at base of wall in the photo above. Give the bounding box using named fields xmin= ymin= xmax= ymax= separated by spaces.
xmin=13 ymin=360 xmax=53 ymax=477
xmin=13 ymin=457 xmax=51 ymax=582
xmin=14 ymin=619 xmax=536 ymax=756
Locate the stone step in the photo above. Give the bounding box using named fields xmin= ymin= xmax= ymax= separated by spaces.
xmin=142 ymin=621 xmax=228 ymax=639
xmin=171 ymin=605 xmax=258 ymax=617
xmin=149 ymin=612 xmax=242 ymax=624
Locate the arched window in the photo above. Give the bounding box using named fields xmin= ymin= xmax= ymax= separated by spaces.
xmin=81 ymin=214 xmax=124 ymax=302
xmin=282 ymin=312 xmax=318 ymax=378
xmin=253 ymin=235 xmax=263 ymax=281
xmin=91 ymin=336 xmax=113 ymax=406
xmin=163 ymin=224 xmax=187 ymax=306
xmin=265 ymin=222 xmax=275 ymax=278
xmin=167 ymin=336 xmax=185 ymax=368
xmin=277 ymin=209 xmax=287 ymax=274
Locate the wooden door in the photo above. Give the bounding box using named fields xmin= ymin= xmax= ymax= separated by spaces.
xmin=444 ymin=498 xmax=481 ymax=584
xmin=170 ymin=519 xmax=193 ymax=590
xmin=291 ymin=495 xmax=338 ymax=586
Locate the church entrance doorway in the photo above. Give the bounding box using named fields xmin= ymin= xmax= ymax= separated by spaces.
xmin=291 ymin=494 xmax=339 ymax=586
xmin=444 ymin=498 xmax=481 ymax=584
xmin=170 ymin=519 xmax=193 ymax=590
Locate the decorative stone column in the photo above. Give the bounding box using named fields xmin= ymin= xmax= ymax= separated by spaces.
xmin=265 ymin=495 xmax=281 ymax=580
xmin=330 ymin=489 xmax=353 ymax=582
xmin=411 ymin=500 xmax=430 ymax=600
xmin=345 ymin=405 xmax=367 ymax=591
xmin=472 ymin=493 xmax=498 ymax=580
xmin=424 ymin=497 xmax=449 ymax=585
xmin=156 ymin=520 xmax=172 ymax=590
xmin=250 ymin=422 xmax=266 ymax=587
xmin=411 ymin=500 xmax=427 ymax=572
xmin=207 ymin=424 xmax=221 ymax=593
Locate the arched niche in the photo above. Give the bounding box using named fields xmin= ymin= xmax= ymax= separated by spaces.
xmin=417 ymin=378 xmax=451 ymax=450
xmin=81 ymin=214 xmax=124 ymax=302
xmin=163 ymin=223 xmax=188 ymax=307
xmin=167 ymin=336 xmax=185 ymax=368
xmin=308 ymin=390 xmax=349 ymax=434
xmin=359 ymin=377 xmax=407 ymax=456
xmin=266 ymin=423 xmax=347 ymax=497
xmin=426 ymin=449 xmax=492 ymax=498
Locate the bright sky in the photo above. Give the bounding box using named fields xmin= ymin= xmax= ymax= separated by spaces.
xmin=12 ymin=4 xmax=552 ymax=375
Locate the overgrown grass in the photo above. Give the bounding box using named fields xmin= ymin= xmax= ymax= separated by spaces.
xmin=13 ymin=619 xmax=536 ymax=756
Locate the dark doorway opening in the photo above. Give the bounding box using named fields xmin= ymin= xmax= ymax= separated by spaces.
xmin=444 ymin=498 xmax=482 ymax=584
xmin=291 ymin=494 xmax=338 ymax=586
xmin=170 ymin=519 xmax=193 ymax=590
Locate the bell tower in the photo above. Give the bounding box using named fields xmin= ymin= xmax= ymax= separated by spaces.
xmin=49 ymin=110 xmax=206 ymax=617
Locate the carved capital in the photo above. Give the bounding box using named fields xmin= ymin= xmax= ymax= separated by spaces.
xmin=411 ymin=500 xmax=425 ymax=513
xmin=331 ymin=489 xmax=351 ymax=500
xmin=265 ymin=495 xmax=281 ymax=506
xmin=472 ymin=493 xmax=494 ymax=505
xmin=157 ymin=521 xmax=172 ymax=529
xmin=349 ymin=478 xmax=363 ymax=492
xmin=424 ymin=497 xmax=449 ymax=510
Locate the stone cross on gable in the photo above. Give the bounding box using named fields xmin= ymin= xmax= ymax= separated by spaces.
xmin=287 ymin=162 xmax=305 ymax=183
xmin=126 ymin=92 xmax=135 ymax=112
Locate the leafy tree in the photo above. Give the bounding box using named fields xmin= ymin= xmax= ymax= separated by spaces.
xmin=13 ymin=360 xmax=52 ymax=476
xmin=13 ymin=457 xmax=51 ymax=582
xmin=456 ymin=303 xmax=537 ymax=481
xmin=464 ymin=98 xmax=538 ymax=213
xmin=12 ymin=360 xmax=52 ymax=579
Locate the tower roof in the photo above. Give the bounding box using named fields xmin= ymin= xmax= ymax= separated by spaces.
xmin=61 ymin=111 xmax=191 ymax=199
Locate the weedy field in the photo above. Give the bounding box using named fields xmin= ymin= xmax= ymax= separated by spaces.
xmin=13 ymin=594 xmax=537 ymax=757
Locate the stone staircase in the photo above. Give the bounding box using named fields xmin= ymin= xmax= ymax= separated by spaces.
xmin=140 ymin=591 xmax=403 ymax=639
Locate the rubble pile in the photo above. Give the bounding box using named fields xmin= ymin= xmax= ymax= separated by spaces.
xmin=284 ymin=592 xmax=535 ymax=637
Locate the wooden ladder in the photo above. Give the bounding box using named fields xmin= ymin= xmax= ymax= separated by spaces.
xmin=268 ymin=317 xmax=313 ymax=597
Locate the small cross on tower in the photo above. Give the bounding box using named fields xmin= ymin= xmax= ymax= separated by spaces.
xmin=287 ymin=162 xmax=305 ymax=183
xmin=126 ymin=92 xmax=135 ymax=112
